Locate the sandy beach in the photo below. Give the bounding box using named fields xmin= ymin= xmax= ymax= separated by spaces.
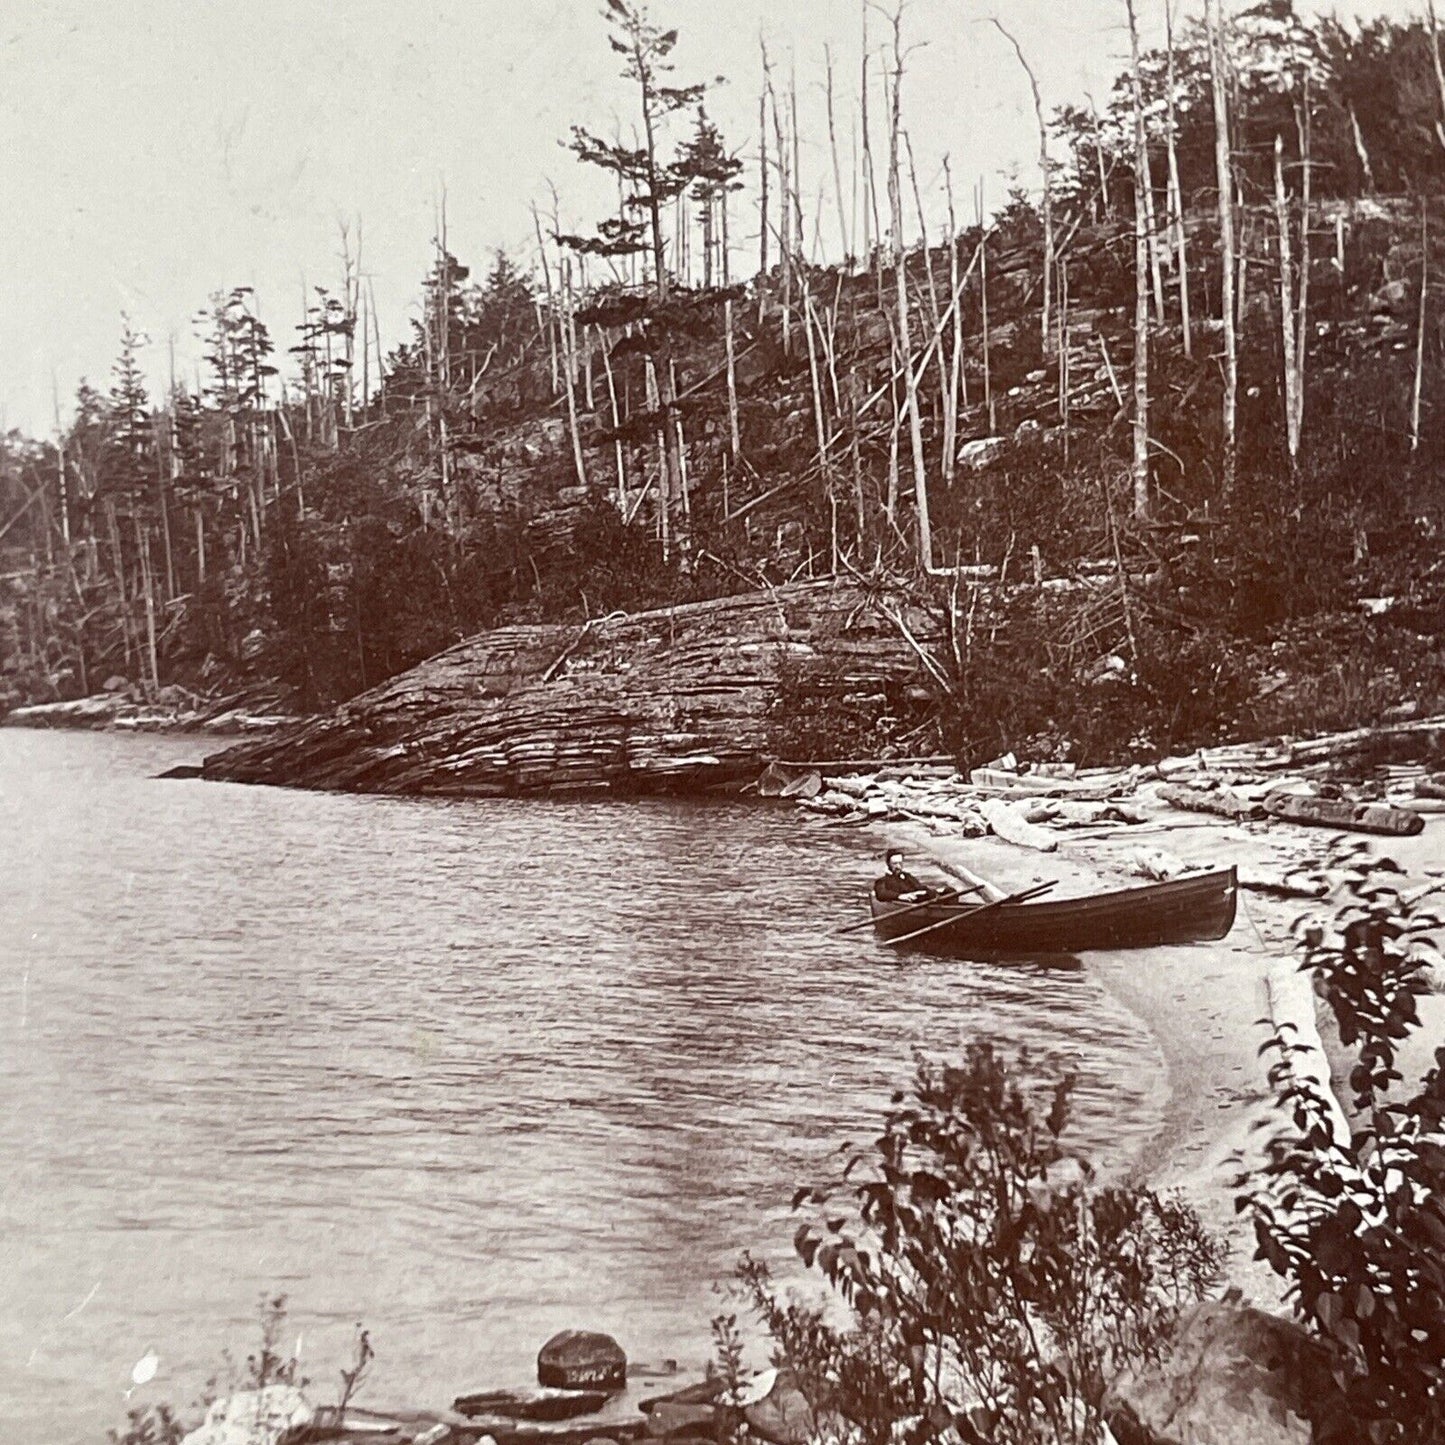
xmin=888 ymin=801 xmax=1445 ymax=1310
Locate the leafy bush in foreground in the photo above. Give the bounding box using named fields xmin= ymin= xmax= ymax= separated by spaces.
xmin=1240 ymin=847 xmax=1445 ymax=1444
xmin=109 ymin=1295 xmax=372 ymax=1445
xmin=740 ymin=1044 xmax=1224 ymax=1445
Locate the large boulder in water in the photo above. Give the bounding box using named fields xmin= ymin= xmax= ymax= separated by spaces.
xmin=1105 ymin=1303 xmax=1322 ymax=1444
xmin=180 ymin=1385 xmax=312 ymax=1445
xmin=537 ymin=1330 xmax=627 ymax=1392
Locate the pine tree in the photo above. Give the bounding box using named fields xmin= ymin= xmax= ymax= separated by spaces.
xmin=679 ymin=107 xmax=744 ymax=289
xmin=560 ymin=0 xmax=712 ymax=563
xmin=107 ymin=316 xmax=153 ymax=506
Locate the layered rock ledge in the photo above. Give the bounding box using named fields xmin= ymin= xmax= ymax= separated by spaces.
xmin=201 ymin=582 xmax=932 ymax=795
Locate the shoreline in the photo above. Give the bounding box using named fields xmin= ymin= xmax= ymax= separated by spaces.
xmin=12 ymin=725 xmax=1445 ymax=1440
xmin=887 ymin=798 xmax=1445 ymax=1312
xmin=0 ymin=695 xmax=301 ymax=737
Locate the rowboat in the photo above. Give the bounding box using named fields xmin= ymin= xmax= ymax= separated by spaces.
xmin=870 ymin=866 xmax=1238 ymax=956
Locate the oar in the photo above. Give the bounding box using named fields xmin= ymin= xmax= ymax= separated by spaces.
xmin=881 ymin=879 xmax=1059 ymax=949
xmin=835 ymin=881 xmax=986 ymax=937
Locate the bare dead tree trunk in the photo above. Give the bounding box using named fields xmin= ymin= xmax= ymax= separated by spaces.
xmin=338 ymin=219 xmax=359 ymax=431
xmin=1274 ymin=134 xmax=1301 ymax=468
xmin=991 ymin=19 xmax=1053 ymax=356
xmin=725 ymin=298 xmax=742 ymax=459
xmin=802 ymin=281 xmax=832 ymax=513
xmin=764 ymin=49 xmax=793 ymax=351
xmin=369 ymin=279 xmax=386 ymax=418
xmin=154 ymin=416 xmax=176 ymax=600
xmin=51 ymin=374 xmax=71 ymax=546
xmin=531 ymin=205 xmax=562 ymax=396
xmin=1165 ymin=0 xmax=1192 ymax=356
xmin=943 ymin=157 xmax=964 ymax=486
xmin=861 ymin=3 xmax=882 ymax=282
xmin=1059 ymin=257 xmax=1071 ymax=460
xmin=134 ymin=514 xmax=159 ymax=697
xmin=978 ymin=178 xmax=995 ymax=434
xmin=644 ymin=356 xmax=668 ymax=557
xmin=1126 ymin=0 xmax=1150 ymax=518
xmin=819 ymin=276 xmax=844 ymax=414
xmin=599 ymin=332 xmax=628 ymax=513
xmin=721 ymin=184 xmax=731 ymax=286
xmin=1236 ymin=206 xmax=1251 ymax=338
xmin=848 ymin=368 xmax=866 ymax=551
xmin=905 ymin=130 xmax=950 ymax=449
xmin=790 ymin=71 xmax=804 ymax=267
xmin=1141 ymin=144 xmax=1166 ymax=324
xmin=1205 ymin=0 xmax=1238 ymax=495
xmin=758 ymin=73 xmax=770 ymax=312
xmin=435 ymin=204 xmax=455 ymax=532
xmin=560 ymin=256 xmax=590 ymax=490
xmin=360 ymin=287 xmax=370 ymax=417
xmin=1295 ymin=84 xmax=1312 ymax=457
xmin=1429 ymin=0 xmax=1445 ymax=151
xmin=1413 ymin=204 xmax=1429 ymax=453
xmin=673 ymin=361 xmax=689 ymax=524
xmin=825 ymin=45 xmax=850 ymax=264
xmin=1088 ymin=95 xmax=1111 ymax=221
xmin=1348 ymin=103 xmax=1376 ymax=192
xmin=885 ymin=3 xmax=932 ymax=566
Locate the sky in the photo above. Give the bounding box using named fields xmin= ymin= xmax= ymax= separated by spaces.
xmin=0 ymin=0 xmax=1425 ymax=436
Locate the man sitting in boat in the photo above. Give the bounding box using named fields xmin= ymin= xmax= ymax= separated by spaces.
xmin=873 ymin=850 xmax=933 ymax=904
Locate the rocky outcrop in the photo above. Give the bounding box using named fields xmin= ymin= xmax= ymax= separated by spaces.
xmin=1105 ymin=1303 xmax=1328 ymax=1445
xmin=201 ymin=583 xmax=933 ymax=796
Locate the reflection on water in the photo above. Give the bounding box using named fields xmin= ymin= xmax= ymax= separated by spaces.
xmin=0 ymin=729 xmax=1161 ymax=1443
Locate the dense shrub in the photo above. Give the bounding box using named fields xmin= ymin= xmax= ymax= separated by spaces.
xmin=740 ymin=1044 xmax=1224 ymax=1445
xmin=1239 ymin=848 xmax=1445 ymax=1443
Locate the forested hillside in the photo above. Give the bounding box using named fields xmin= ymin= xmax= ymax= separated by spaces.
xmin=3 ymin=0 xmax=1444 ymax=764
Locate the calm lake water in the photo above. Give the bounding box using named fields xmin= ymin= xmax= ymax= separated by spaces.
xmin=0 ymin=729 xmax=1163 ymax=1444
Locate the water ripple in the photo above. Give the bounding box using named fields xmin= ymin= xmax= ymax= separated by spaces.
xmin=0 ymin=730 xmax=1161 ymax=1445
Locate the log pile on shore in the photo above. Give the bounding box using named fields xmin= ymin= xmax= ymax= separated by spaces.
xmin=200 ymin=583 xmax=934 ymax=794
xmin=785 ymin=717 xmax=1445 ymax=874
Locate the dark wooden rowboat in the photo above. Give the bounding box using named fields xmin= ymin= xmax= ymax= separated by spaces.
xmin=870 ymin=866 xmax=1238 ymax=956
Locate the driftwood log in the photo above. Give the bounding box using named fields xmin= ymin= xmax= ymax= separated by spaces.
xmin=1157 ymin=782 xmax=1264 ymax=821
xmin=1261 ymin=792 xmax=1426 ymax=837
xmin=978 ymin=798 xmax=1060 ymax=853
xmin=202 ymin=583 xmax=936 ymax=796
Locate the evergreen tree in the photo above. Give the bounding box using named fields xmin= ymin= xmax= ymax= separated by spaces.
xmin=561 ymin=1 xmax=729 ymax=562
xmin=679 ymin=107 xmax=744 ymax=288
xmin=105 ymin=316 xmax=153 ymax=507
